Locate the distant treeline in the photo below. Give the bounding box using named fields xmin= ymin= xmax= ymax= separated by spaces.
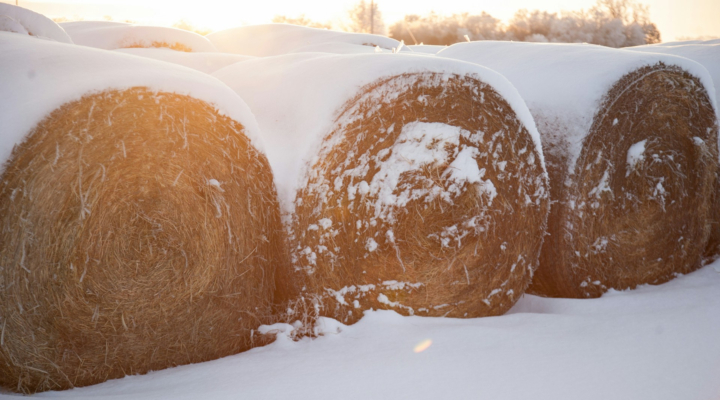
xmin=275 ymin=0 xmax=661 ymax=48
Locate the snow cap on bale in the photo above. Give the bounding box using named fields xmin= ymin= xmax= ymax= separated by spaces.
xmin=630 ymin=43 xmax=720 ymax=260
xmin=62 ymin=22 xmax=217 ymax=52
xmin=408 ymin=44 xmax=447 ymax=54
xmin=0 ymin=32 xmax=264 ymax=163
xmin=0 ymin=3 xmax=72 ymax=43
xmin=213 ymin=53 xmax=549 ymax=323
xmin=439 ymin=41 xmax=719 ymax=297
xmin=207 ymin=23 xmax=409 ymax=56
xmin=289 ymin=41 xmax=398 ymax=54
xmin=0 ymin=33 xmax=284 ymax=393
xmin=115 ymin=48 xmax=255 ymax=74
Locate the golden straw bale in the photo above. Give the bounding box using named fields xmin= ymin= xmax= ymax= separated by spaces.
xmin=291 ymin=73 xmax=549 ymax=323
xmin=0 ymin=88 xmax=283 ymax=393
xmin=534 ymin=64 xmax=717 ymax=296
xmin=629 ymin=43 xmax=720 ymax=262
xmin=440 ymin=43 xmax=718 ymax=298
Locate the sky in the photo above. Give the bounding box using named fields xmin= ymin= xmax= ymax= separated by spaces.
xmin=2 ymin=0 xmax=719 ymax=42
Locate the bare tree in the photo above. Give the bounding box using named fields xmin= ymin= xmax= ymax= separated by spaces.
xmin=389 ymin=12 xmax=502 ymax=45
xmin=391 ymin=0 xmax=660 ymax=47
xmin=344 ymin=0 xmax=386 ymax=35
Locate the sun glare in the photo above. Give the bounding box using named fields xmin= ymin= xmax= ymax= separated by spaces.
xmin=414 ymin=339 xmax=432 ymax=353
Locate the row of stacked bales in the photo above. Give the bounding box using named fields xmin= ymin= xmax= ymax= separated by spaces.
xmin=439 ymin=42 xmax=719 ymax=298
xmin=213 ymin=53 xmax=551 ymax=324
xmin=1 ymin=6 xmax=718 ymax=393
xmin=58 ymin=20 xmax=256 ymax=74
xmin=207 ymin=23 xmax=410 ymax=56
xmin=0 ymin=11 xmax=287 ymax=393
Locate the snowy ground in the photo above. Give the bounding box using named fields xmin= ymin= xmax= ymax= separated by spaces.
xmin=2 ymin=261 xmax=718 ymax=399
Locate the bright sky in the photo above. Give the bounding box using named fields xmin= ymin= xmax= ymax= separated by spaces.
xmin=3 ymin=0 xmax=719 ymax=42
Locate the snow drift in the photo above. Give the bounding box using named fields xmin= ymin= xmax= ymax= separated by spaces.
xmin=115 ymin=48 xmax=254 ymax=74
xmin=207 ymin=24 xmax=408 ymax=57
xmin=408 ymin=44 xmax=447 ymax=54
xmin=0 ymin=3 xmax=72 ymax=43
xmin=630 ymin=42 xmax=720 ymax=261
xmin=60 ymin=21 xmax=216 ymax=52
xmin=0 ymin=33 xmax=285 ymax=393
xmin=213 ymin=53 xmax=549 ymax=324
xmin=439 ymin=41 xmax=719 ymax=298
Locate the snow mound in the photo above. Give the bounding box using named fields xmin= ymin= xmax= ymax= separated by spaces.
xmin=408 ymin=44 xmax=447 ymax=54
xmin=0 ymin=4 xmax=72 ymax=43
xmin=212 ymin=52 xmax=541 ymax=214
xmin=652 ymin=38 xmax=720 ymax=46
xmin=59 ymin=20 xmax=129 ymax=32
xmin=18 ymin=263 xmax=720 ymax=400
xmin=207 ymin=23 xmax=410 ymax=57
xmin=63 ymin=23 xmax=217 ymax=52
xmin=438 ymin=41 xmax=717 ymax=171
xmin=115 ymin=48 xmax=254 ymax=74
xmin=0 ymin=32 xmax=265 ymax=169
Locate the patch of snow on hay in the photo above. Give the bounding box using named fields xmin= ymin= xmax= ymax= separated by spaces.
xmin=341 ymin=122 xmax=495 ymax=225
xmin=626 ymin=139 xmax=647 ymax=175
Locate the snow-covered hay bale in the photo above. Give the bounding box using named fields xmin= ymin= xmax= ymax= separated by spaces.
xmin=115 ymin=48 xmax=254 ymax=74
xmin=63 ymin=23 xmax=216 ymax=52
xmin=630 ymin=43 xmax=720 ymax=261
xmin=440 ymin=42 xmax=719 ymax=298
xmin=0 ymin=4 xmax=72 ymax=42
xmin=0 ymin=35 xmax=283 ymax=393
xmin=207 ymin=24 xmax=409 ymax=56
xmin=213 ymin=53 xmax=549 ymax=323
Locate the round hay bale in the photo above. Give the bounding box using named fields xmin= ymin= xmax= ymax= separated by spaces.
xmin=62 ymin=23 xmax=217 ymax=52
xmin=207 ymin=24 xmax=408 ymax=56
xmin=0 ymin=35 xmax=285 ymax=393
xmin=630 ymin=43 xmax=720 ymax=261
xmin=440 ymin=42 xmax=719 ymax=297
xmin=214 ymin=53 xmax=550 ymax=324
xmin=0 ymin=4 xmax=72 ymax=43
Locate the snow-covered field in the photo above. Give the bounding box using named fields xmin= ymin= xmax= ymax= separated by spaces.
xmin=0 ymin=261 xmax=715 ymax=399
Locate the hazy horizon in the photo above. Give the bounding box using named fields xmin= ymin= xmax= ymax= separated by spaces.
xmin=2 ymin=0 xmax=719 ymax=42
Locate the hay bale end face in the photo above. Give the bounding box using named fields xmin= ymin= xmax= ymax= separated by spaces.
xmin=535 ymin=64 xmax=718 ymax=297
xmin=0 ymin=88 xmax=283 ymax=393
xmin=292 ymin=72 xmax=550 ymax=322
xmin=440 ymin=43 xmax=719 ymax=298
xmin=629 ymin=43 xmax=720 ymax=262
